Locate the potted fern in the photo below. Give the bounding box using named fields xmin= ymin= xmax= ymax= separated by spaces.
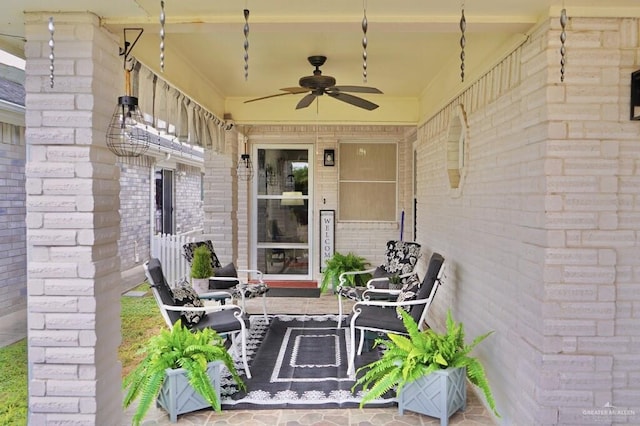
xmin=190 ymin=244 xmax=214 ymax=294
xmin=354 ymin=309 xmax=499 ymax=423
xmin=123 ymin=320 xmax=245 ymax=425
xmin=388 ymin=274 xmax=403 ymax=290
xmin=320 ymin=251 xmax=371 ymax=293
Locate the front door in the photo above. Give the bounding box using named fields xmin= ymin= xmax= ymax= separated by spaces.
xmin=253 ymin=145 xmax=312 ymax=279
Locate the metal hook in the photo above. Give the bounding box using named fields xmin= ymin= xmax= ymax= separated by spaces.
xmin=120 ymin=28 xmax=144 ymax=71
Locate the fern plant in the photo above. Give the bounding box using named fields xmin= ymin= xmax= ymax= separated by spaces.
xmin=190 ymin=245 xmax=214 ymax=279
xmin=122 ymin=320 xmax=245 ymax=425
xmin=320 ymin=251 xmax=371 ymax=293
xmin=354 ymin=309 xmax=500 ymax=417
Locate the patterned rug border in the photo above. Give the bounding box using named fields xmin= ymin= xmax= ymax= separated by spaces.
xmin=220 ymin=313 xmax=394 ymax=409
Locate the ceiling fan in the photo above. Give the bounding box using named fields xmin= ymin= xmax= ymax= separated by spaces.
xmin=244 ymin=55 xmax=383 ymax=111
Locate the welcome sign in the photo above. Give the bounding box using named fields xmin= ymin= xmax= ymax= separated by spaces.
xmin=319 ymin=210 xmax=335 ymax=273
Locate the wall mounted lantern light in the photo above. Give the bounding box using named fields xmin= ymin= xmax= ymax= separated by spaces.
xmin=106 ymin=28 xmax=150 ymax=157
xmin=631 ymin=70 xmax=640 ymax=120
xmin=324 ymin=149 xmax=335 ymax=166
xmin=237 ymin=136 xmax=254 ymax=181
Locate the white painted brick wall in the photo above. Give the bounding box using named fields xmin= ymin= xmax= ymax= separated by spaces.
xmin=237 ymin=124 xmax=413 ymax=276
xmin=203 ymin=144 xmax=236 ymax=264
xmin=117 ymin=156 xmax=152 ymax=271
xmin=0 ymin=123 xmax=27 ymax=315
xmin=202 ymin=124 xmax=413 ymax=277
xmin=415 ymin=16 xmax=640 ymax=425
xmin=24 ymin=12 xmax=123 ymax=425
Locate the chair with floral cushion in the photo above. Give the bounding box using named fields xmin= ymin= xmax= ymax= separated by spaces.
xmin=336 ymin=240 xmax=422 ymax=327
xmin=182 ymin=240 xmax=270 ymax=323
xmin=143 ymin=257 xmax=253 ymax=378
xmin=346 ymin=252 xmax=445 ymax=375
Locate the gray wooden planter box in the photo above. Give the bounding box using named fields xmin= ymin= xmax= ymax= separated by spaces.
xmin=157 ymin=361 xmax=222 ymax=423
xmin=397 ymin=367 xmax=466 ymax=426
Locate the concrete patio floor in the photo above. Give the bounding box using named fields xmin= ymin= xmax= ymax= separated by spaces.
xmin=124 ymin=293 xmax=498 ymax=425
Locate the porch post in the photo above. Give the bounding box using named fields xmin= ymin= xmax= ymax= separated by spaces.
xmin=203 ymin=129 xmax=240 ymax=265
xmin=24 ymin=13 xmax=122 ymax=424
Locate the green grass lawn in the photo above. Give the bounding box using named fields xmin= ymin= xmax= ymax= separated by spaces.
xmin=0 ymin=283 xmax=165 ymax=425
xmin=0 ymin=339 xmax=27 ymax=425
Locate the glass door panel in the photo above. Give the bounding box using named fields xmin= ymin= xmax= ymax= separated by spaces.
xmin=254 ymin=147 xmax=311 ymax=279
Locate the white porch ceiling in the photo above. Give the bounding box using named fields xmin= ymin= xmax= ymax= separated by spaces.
xmin=1 ymin=1 xmax=639 ymax=123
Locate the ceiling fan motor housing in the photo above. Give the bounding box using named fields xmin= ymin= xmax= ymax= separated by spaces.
xmin=299 ymin=55 xmax=336 ymax=89
xmin=299 ymin=74 xmax=336 ymax=89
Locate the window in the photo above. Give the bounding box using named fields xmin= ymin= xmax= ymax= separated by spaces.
xmin=154 ymin=169 xmax=174 ymax=234
xmin=338 ymin=142 xmax=397 ymax=221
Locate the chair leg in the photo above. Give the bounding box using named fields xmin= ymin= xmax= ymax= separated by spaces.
xmin=239 ymin=328 xmax=251 ymax=379
xmin=348 ymin=324 xmax=357 ymax=376
xmin=260 ymin=293 xmax=269 ymax=324
xmin=357 ymin=329 xmax=365 ymax=355
xmin=239 ymin=289 xmax=247 ymax=311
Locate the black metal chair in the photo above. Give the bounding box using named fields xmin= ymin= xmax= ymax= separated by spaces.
xmin=143 ymin=257 xmax=252 ymax=378
xmin=336 ymin=240 xmax=422 ymax=327
xmin=182 ymin=240 xmax=270 ymax=323
xmin=346 ymin=252 xmax=445 ymax=375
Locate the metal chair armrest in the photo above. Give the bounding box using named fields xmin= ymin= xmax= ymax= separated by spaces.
xmin=198 ymin=290 xmax=233 ymax=300
xmin=338 ymin=268 xmax=376 ymax=287
xmin=237 ymin=268 xmax=264 ymax=283
xmin=352 ymin=297 xmax=428 ymax=311
xmin=162 ymin=302 xmax=244 ymax=313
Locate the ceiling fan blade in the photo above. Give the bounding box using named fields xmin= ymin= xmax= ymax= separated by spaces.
xmin=295 ymin=93 xmax=316 ymax=109
xmin=331 ymin=85 xmax=383 ymax=94
xmin=244 ymin=87 xmax=310 ymax=103
xmin=245 ymin=92 xmax=295 ymax=103
xmin=281 ymin=87 xmax=310 ymax=94
xmin=328 ymin=92 xmax=379 ymax=111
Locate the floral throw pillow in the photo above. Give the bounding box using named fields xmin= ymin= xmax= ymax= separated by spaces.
xmin=395 ymin=274 xmax=421 ymax=318
xmin=183 ymin=240 xmax=222 ymax=269
xmin=171 ymin=280 xmax=205 ymax=326
xmin=384 ymin=240 xmax=421 ymax=276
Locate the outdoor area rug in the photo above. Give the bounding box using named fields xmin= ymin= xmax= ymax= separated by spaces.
xmin=220 ymin=314 xmax=394 ymax=409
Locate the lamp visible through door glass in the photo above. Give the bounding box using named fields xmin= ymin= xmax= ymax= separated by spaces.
xmin=281 ymin=191 xmax=304 ymax=206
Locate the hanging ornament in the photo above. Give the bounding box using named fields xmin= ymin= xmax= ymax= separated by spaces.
xmin=160 ymin=0 xmax=165 ymax=72
xmin=459 ymin=1 xmax=466 ymax=82
xmin=560 ymin=8 xmax=567 ymax=82
xmin=48 ymin=17 xmax=55 ymax=88
xmin=362 ymin=0 xmax=368 ymax=83
xmin=244 ymin=9 xmax=250 ymax=81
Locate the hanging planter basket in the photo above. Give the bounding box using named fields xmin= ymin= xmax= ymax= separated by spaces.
xmin=398 ymin=367 xmax=466 ymax=426
xmin=157 ymin=361 xmax=223 ymax=423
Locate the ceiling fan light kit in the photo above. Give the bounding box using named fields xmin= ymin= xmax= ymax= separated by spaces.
xmin=245 ymin=55 xmax=382 ymax=111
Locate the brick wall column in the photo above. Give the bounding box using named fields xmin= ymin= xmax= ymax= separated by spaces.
xmin=24 ymin=13 xmax=122 ymax=425
xmin=541 ymin=16 xmax=640 ymax=424
xmin=203 ymin=129 xmax=239 ymax=266
xmin=234 ymin=131 xmax=249 ymax=270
